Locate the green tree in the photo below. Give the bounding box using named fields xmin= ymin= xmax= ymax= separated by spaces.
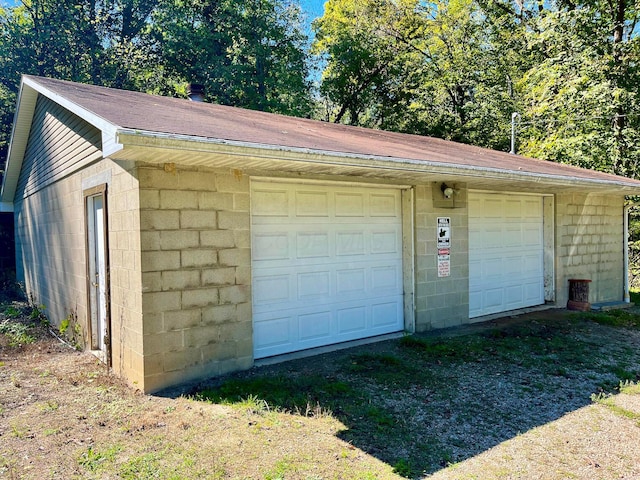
xmin=152 ymin=0 xmax=313 ymax=116
xmin=515 ymin=1 xmax=640 ymax=176
xmin=313 ymin=0 xmax=520 ymax=149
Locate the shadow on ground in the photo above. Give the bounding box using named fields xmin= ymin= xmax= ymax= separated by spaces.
xmin=187 ymin=309 xmax=640 ymax=478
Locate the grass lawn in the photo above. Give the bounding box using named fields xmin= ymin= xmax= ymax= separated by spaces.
xmin=1 ymin=299 xmax=640 ymax=479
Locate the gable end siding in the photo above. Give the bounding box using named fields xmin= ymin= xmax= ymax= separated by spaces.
xmin=15 ymin=96 xmax=102 ymax=200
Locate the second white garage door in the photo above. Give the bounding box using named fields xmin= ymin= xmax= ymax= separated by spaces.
xmin=251 ymin=181 xmax=405 ymax=359
xmin=469 ymin=192 xmax=544 ymax=318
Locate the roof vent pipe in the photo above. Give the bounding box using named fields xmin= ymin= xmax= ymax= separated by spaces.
xmin=187 ymin=83 xmax=205 ymax=102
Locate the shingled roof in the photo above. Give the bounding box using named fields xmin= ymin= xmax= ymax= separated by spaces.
xmin=3 ymin=75 xmax=640 ymax=207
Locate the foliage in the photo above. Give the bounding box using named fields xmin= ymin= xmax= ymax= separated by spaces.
xmin=313 ymin=0 xmax=640 ymax=175
xmin=0 ymin=0 xmax=314 ymax=177
xmin=0 ymin=319 xmax=36 ymax=346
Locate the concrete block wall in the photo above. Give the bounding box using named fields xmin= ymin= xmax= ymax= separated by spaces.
xmin=104 ymin=160 xmax=145 ymax=387
xmin=414 ymin=183 xmax=469 ymax=331
xmin=137 ymin=164 xmax=252 ymax=393
xmin=14 ymin=159 xmax=145 ymax=388
xmin=555 ymin=193 xmax=624 ymax=306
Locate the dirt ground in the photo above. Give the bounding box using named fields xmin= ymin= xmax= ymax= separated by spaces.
xmin=1 ymin=311 xmax=640 ymax=479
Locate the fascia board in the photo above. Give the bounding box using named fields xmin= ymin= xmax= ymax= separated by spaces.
xmin=116 ymin=129 xmax=640 ymax=194
xmin=0 ymin=81 xmax=38 ymax=204
xmin=0 ymin=77 xmax=122 ymax=205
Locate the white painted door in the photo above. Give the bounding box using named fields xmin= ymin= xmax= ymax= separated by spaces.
xmin=251 ymin=181 xmax=404 ymax=358
xmin=469 ymin=192 xmax=544 ymax=319
xmin=87 ymin=193 xmax=108 ymax=354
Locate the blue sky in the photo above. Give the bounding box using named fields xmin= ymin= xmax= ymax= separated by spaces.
xmin=300 ymin=0 xmax=327 ymax=21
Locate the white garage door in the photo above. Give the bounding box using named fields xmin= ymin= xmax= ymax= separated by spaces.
xmin=251 ymin=181 xmax=404 ymax=359
xmin=469 ymin=192 xmax=544 ymax=318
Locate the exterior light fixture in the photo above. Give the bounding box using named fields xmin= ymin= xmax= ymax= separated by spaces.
xmin=441 ymin=183 xmax=454 ymax=199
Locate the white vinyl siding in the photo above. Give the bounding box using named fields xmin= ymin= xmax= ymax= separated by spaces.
xmin=15 ymin=96 xmax=102 ymax=200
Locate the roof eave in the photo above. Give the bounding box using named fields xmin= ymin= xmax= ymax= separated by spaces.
xmin=0 ymin=76 xmax=122 ymax=207
xmin=115 ymin=129 xmax=640 ymax=195
xmin=0 ymin=80 xmax=38 ymax=206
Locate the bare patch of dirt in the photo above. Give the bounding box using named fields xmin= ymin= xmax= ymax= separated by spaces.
xmin=2 ymin=306 xmax=640 ymax=479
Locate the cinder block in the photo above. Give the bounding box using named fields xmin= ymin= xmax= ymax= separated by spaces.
xmin=233 ymin=193 xmax=250 ymax=212
xmin=180 ymin=210 xmax=217 ymax=229
xmin=199 ymin=192 xmax=233 ymax=211
xmin=235 ymin=302 xmax=252 ymax=322
xmin=162 ymin=270 xmax=201 ymax=291
xmin=200 ymin=230 xmax=235 ymax=248
xmin=219 ymin=248 xmax=251 ymax=267
xmin=184 ymin=325 xmax=219 ymax=348
xmin=142 ymin=272 xmax=162 ymax=293
xmin=163 ymin=310 xmax=201 ymax=330
xmin=178 ymin=170 xmax=217 ymax=191
xmin=140 ymin=210 xmax=179 ymax=230
xmin=202 ymin=304 xmax=237 ymax=325
xmin=233 ymin=230 xmax=251 ymax=248
xmin=217 ymin=173 xmax=249 ymax=193
xmin=201 ymin=341 xmax=236 ymax=362
xmin=141 ymin=251 xmax=180 ymax=272
xmin=143 ymin=353 xmax=164 ymax=376
xmin=142 ymin=313 xmax=164 ymax=334
xmin=160 ymin=230 xmax=199 ymax=250
xmin=142 ymin=291 xmax=181 ymax=313
xmin=218 ymin=211 xmax=250 ymax=230
xmin=138 ymin=167 xmax=180 ymax=190
xmin=217 ymin=320 xmax=252 ymax=343
xmin=160 ymin=190 xmax=198 ymax=210
xmin=219 ymin=285 xmax=250 ymax=305
xmin=163 ymin=348 xmax=202 ymax=372
xmin=181 ymin=249 xmax=218 ymax=268
xmin=235 ymin=266 xmax=251 ymax=285
xmin=182 ymin=288 xmax=219 ymax=308
xmin=202 ymin=267 xmax=236 ymax=286
xmin=144 ymin=330 xmax=183 ymax=355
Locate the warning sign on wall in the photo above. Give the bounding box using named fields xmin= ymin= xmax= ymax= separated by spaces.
xmin=437 ymin=217 xmax=451 ymax=248
xmin=437 ymin=217 xmax=451 ymax=277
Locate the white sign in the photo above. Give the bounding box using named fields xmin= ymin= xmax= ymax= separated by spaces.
xmin=437 ymin=217 xmax=451 ymax=248
xmin=437 ymin=217 xmax=451 ymax=277
xmin=438 ymin=254 xmax=450 ymax=277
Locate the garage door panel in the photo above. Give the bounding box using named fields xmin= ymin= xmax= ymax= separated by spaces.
xmin=371 ymin=229 xmax=400 ymax=254
xmin=252 ymin=181 xmax=404 ymax=359
xmin=296 ymin=232 xmax=330 ymax=258
xmin=504 ymin=285 xmax=524 ymax=306
xmin=469 ymin=192 xmax=544 ymax=319
xmin=336 ymin=268 xmax=366 ymax=294
xmin=336 ymin=231 xmax=366 ymax=255
xmin=297 ymin=271 xmax=330 ymax=299
xmin=482 ymin=257 xmax=503 ymax=278
xmin=253 ymin=316 xmax=293 ymax=351
xmin=483 ymin=289 xmax=504 ymax=311
xmin=335 ymin=193 xmax=365 ymax=216
xmin=370 ymin=193 xmax=399 ymax=216
xmin=372 ymin=301 xmax=402 ymax=327
xmin=254 ymin=275 xmax=290 ymax=305
xmin=296 ymin=191 xmax=329 ymax=217
xmin=337 ymin=307 xmax=367 ymax=333
xmin=252 ymin=189 xmax=289 ymax=217
xmin=298 ymin=311 xmax=332 ymax=341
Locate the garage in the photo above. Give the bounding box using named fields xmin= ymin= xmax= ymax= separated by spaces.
xmin=469 ymin=192 xmax=545 ymax=318
xmin=251 ymin=180 xmax=405 ymax=359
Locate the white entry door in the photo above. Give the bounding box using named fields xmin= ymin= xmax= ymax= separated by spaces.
xmin=86 ymin=187 xmax=110 ymax=362
xmin=469 ymin=192 xmax=544 ymax=319
xmin=251 ymin=181 xmax=405 ymax=359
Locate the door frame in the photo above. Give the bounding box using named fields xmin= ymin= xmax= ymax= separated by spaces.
xmin=84 ymin=184 xmax=111 ymax=368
